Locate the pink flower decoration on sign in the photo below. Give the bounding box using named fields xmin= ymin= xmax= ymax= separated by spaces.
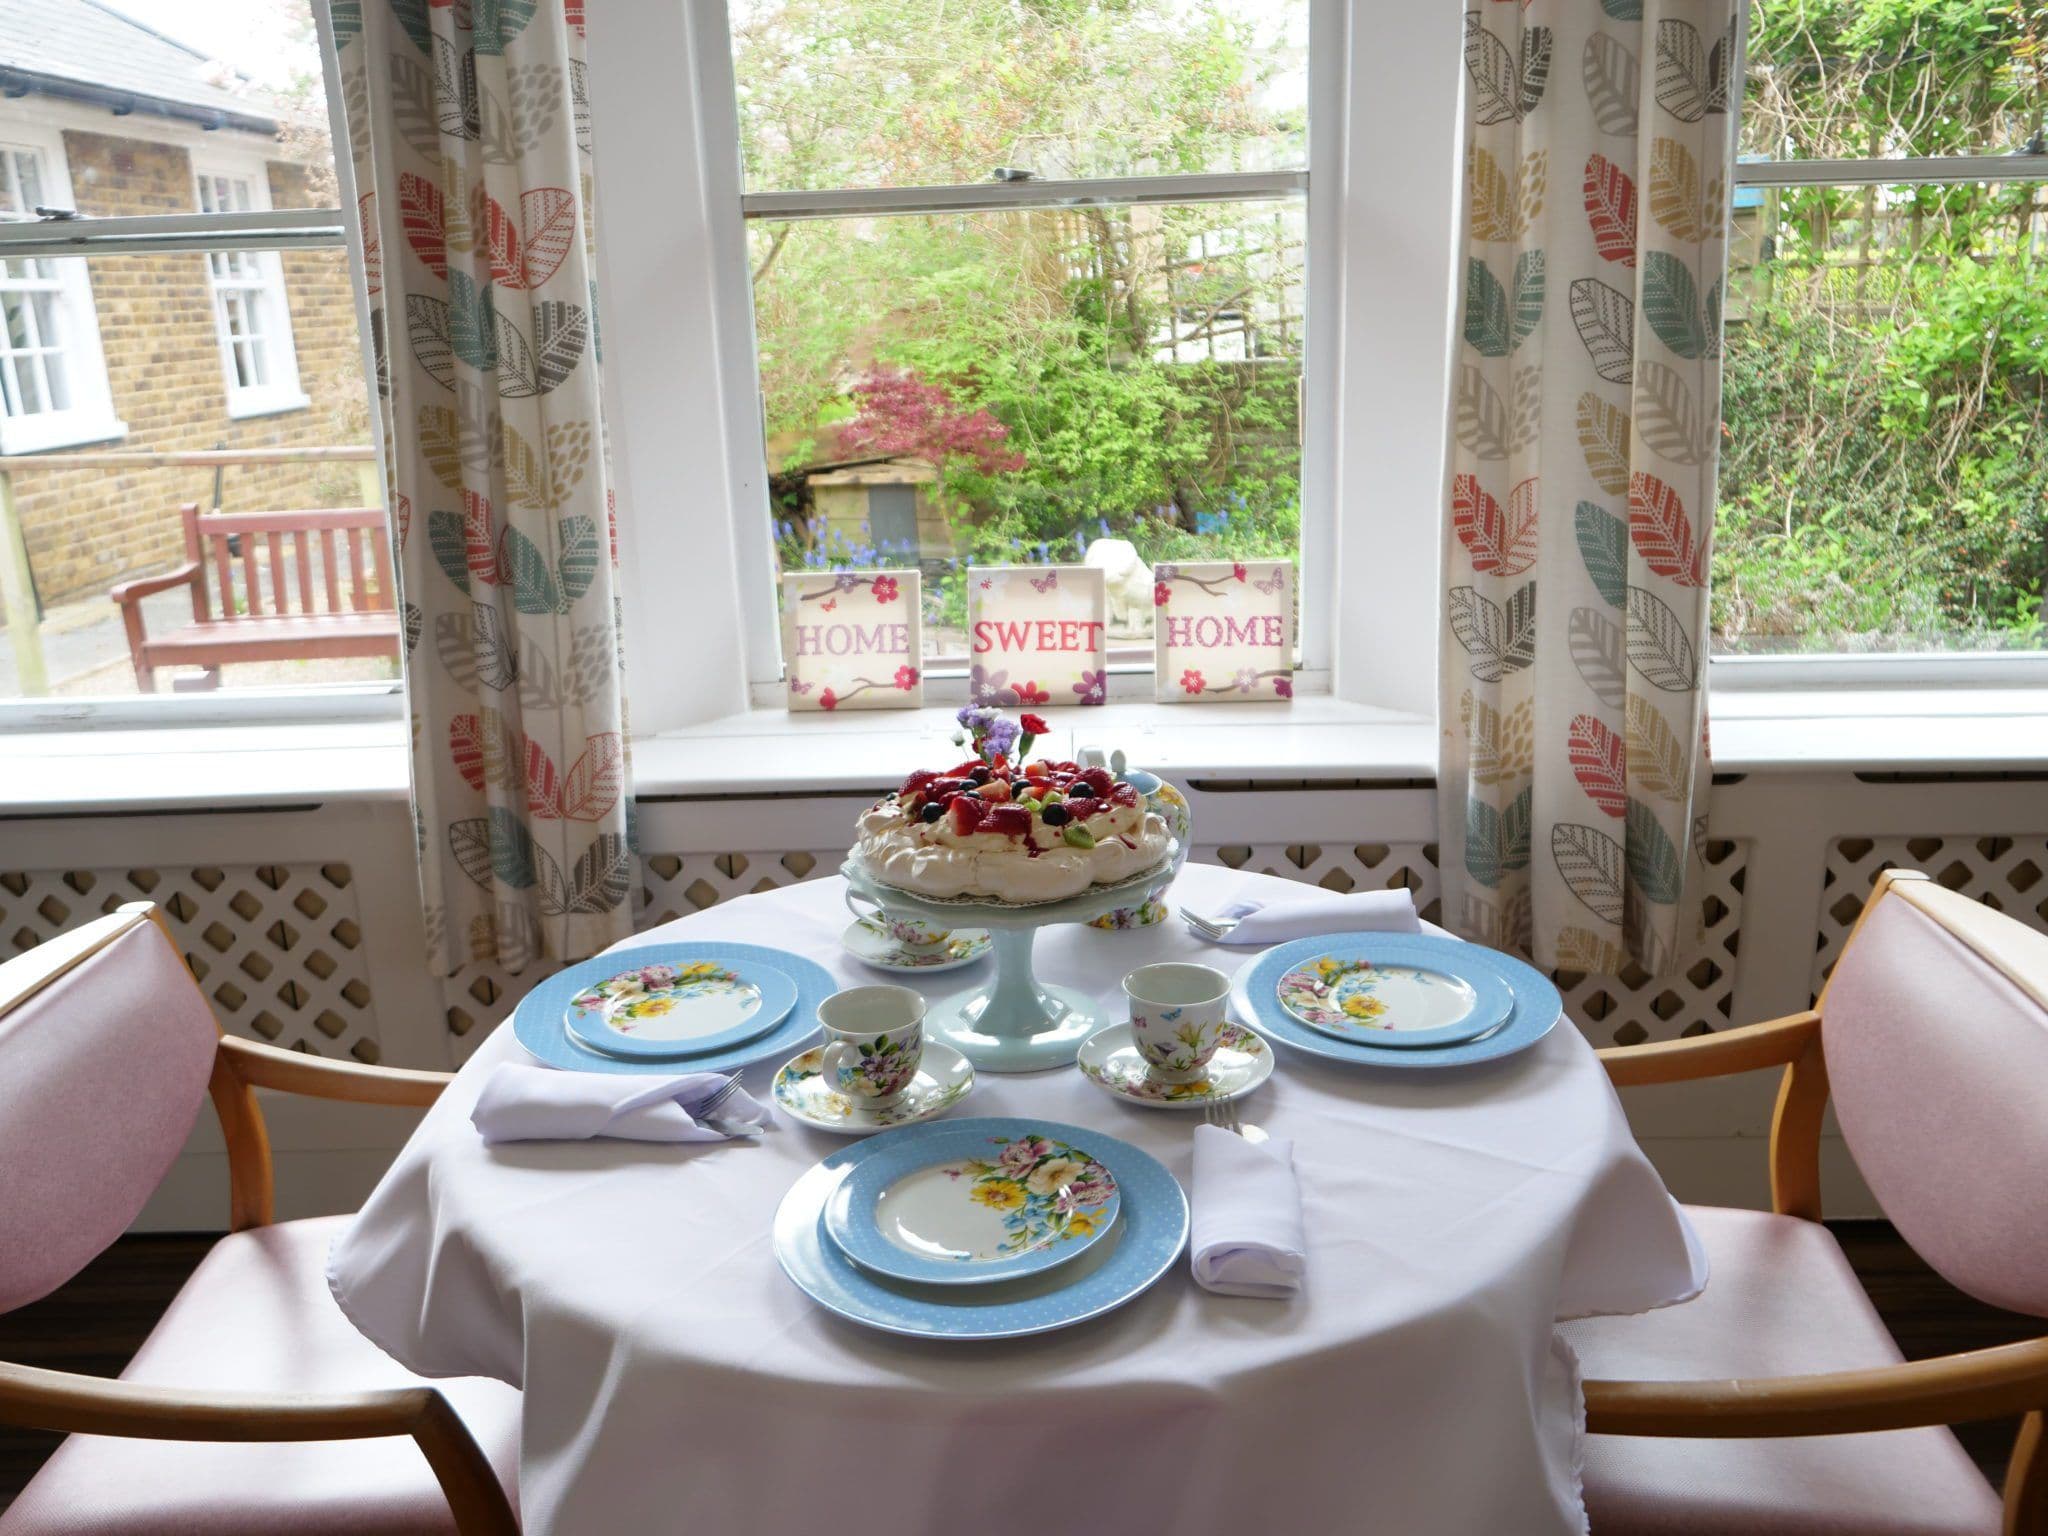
xmin=820 ymin=688 xmax=839 ymax=711
xmin=1180 ymin=669 xmax=1205 ymax=696
xmin=871 ymin=575 xmax=900 ymax=603
xmin=1232 ymin=562 xmax=1247 ymax=581
xmin=1274 ymin=676 xmax=1293 ymax=699
xmin=1014 ymin=679 xmax=1050 ymax=705
xmin=894 ymin=665 xmax=919 ymax=690
xmin=1153 ymin=580 xmax=1171 ymax=607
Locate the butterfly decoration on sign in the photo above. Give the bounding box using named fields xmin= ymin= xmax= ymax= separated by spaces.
xmin=1255 ymin=567 xmax=1287 ymax=595
xmin=1029 ymin=571 xmax=1059 ymax=594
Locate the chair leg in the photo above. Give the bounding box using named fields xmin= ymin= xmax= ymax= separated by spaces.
xmin=2007 ymin=1410 xmax=2047 ymax=1536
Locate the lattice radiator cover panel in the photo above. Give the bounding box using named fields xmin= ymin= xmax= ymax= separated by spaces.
xmin=0 ymin=863 xmax=383 ymax=1061
xmin=444 ymin=839 xmax=1749 ymax=1055
xmin=1814 ymin=835 xmax=2048 ymax=997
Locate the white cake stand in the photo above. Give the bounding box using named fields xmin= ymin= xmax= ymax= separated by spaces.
xmin=841 ymin=850 xmax=1176 ymax=1073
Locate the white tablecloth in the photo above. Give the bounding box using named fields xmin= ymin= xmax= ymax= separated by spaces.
xmin=330 ymin=863 xmax=1705 ymax=1536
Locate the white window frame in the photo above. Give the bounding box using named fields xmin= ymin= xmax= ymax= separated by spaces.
xmin=1709 ymin=17 xmax=2048 ymax=694
xmin=193 ymin=152 xmax=310 ymax=420
xmin=684 ymin=0 xmax=1344 ymax=710
xmin=0 ymin=121 xmax=126 ymax=456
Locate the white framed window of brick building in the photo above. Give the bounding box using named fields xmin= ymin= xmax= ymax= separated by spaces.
xmin=194 ymin=157 xmax=309 ymax=420
xmin=0 ymin=124 xmax=125 ymax=456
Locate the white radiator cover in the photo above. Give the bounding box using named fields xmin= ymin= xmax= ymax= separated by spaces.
xmin=5 ymin=775 xmax=2045 ymax=1227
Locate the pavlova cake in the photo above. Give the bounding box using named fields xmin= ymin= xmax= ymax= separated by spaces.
xmin=851 ymin=708 xmax=1175 ymax=903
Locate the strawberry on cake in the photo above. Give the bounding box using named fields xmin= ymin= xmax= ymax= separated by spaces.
xmin=851 ymin=709 xmax=1175 ymax=904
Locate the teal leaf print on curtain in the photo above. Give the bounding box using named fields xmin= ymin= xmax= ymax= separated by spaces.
xmin=330 ymin=0 xmax=635 ymax=977
xmin=1441 ymin=0 xmax=1733 ymax=975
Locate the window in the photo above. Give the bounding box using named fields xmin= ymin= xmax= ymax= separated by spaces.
xmin=722 ymin=0 xmax=1317 ymax=686
xmin=0 ymin=133 xmax=123 ymax=456
xmin=1717 ymin=2 xmax=2048 ymax=660
xmin=196 ymin=163 xmax=309 ymax=417
xmin=0 ymin=0 xmax=382 ymax=712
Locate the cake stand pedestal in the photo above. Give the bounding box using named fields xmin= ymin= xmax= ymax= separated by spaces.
xmin=841 ymin=853 xmax=1175 ymax=1072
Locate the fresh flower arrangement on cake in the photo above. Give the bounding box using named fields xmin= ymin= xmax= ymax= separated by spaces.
xmin=849 ymin=708 xmax=1175 ymax=903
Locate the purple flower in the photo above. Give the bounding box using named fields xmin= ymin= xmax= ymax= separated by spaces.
xmin=1073 ymin=669 xmax=1106 ymax=705
xmin=984 ymin=717 xmax=1019 ymax=758
xmin=956 ymin=704 xmax=997 ymax=732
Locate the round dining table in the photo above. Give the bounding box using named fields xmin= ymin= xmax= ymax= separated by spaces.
xmin=330 ymin=861 xmax=1705 ymax=1536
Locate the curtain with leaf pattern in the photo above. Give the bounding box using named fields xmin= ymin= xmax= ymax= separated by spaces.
xmin=333 ymin=0 xmax=634 ymax=974
xmin=1440 ymin=0 xmax=1736 ymax=975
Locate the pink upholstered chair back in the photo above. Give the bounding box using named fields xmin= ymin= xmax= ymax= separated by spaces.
xmin=1822 ymin=875 xmax=2048 ymax=1318
xmin=0 ymin=911 xmax=220 ymax=1312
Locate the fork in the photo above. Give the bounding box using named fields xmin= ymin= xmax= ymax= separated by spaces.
xmin=1179 ymin=906 xmax=1241 ymax=941
xmin=696 ymin=1074 xmax=764 ymax=1139
xmin=1202 ymin=1096 xmax=1268 ymax=1144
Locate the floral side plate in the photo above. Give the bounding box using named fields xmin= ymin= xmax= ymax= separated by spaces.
xmin=823 ymin=1127 xmax=1120 ymax=1286
xmin=841 ymin=918 xmax=992 ymax=974
xmin=771 ymin=1039 xmax=974 ymax=1136
xmin=1076 ymin=1020 xmax=1273 ymax=1109
xmin=561 ymin=955 xmax=798 ymax=1060
xmin=1272 ymin=941 xmax=1513 ymax=1049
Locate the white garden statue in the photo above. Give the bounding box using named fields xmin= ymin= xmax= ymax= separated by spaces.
xmin=1084 ymin=538 xmax=1155 ymax=636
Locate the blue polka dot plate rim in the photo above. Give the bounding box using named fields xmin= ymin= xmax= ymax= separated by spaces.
xmin=774 ymin=1116 xmax=1187 ymax=1341
xmin=822 ymin=1123 xmax=1121 ymax=1287
xmin=1231 ymin=933 xmax=1562 ymax=1070
xmin=514 ymin=942 xmax=831 ymax=1075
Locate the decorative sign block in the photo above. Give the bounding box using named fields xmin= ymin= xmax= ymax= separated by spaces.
xmin=967 ymin=564 xmax=1108 ymax=706
xmin=781 ymin=569 xmax=922 ymax=712
xmin=1153 ymin=559 xmax=1294 ymax=703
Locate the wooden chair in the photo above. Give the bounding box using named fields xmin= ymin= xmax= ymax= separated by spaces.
xmin=1573 ymin=868 xmax=2048 ymax=1536
xmin=0 ymin=903 xmax=518 ymax=1535
xmin=109 ymin=503 xmax=400 ymax=691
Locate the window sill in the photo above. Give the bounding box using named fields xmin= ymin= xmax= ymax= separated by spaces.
xmin=225 ymin=390 xmax=312 ymax=421
xmin=5 ymin=689 xmax=2048 ymax=818
xmin=0 ymin=414 xmax=128 ymax=456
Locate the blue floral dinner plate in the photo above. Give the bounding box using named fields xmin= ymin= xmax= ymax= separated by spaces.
xmin=1232 ymin=933 xmax=1562 ymax=1070
xmin=561 ymin=953 xmax=798 ymax=1060
xmin=1271 ymin=934 xmax=1515 ymax=1049
xmin=514 ymin=943 xmax=832 ymax=1076
xmin=823 ymin=1124 xmax=1121 ymax=1287
xmin=774 ymin=1117 xmax=1187 ymax=1341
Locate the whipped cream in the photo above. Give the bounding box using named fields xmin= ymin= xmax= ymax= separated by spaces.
xmin=851 ymin=797 xmax=1172 ymax=904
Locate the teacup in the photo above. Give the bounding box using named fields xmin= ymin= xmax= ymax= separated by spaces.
xmin=1123 ymin=962 xmax=1231 ymax=1082
xmin=816 ymin=984 xmax=926 ymax=1107
xmin=845 ymin=889 xmax=951 ymax=949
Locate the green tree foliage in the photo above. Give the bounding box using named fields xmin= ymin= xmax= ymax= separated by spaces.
xmin=1716 ymin=0 xmax=2047 ymax=651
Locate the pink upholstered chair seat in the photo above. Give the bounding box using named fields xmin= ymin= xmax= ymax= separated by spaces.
xmin=1562 ymin=1205 xmax=2002 ymax=1536
xmin=0 ymin=1218 xmax=520 ymax=1536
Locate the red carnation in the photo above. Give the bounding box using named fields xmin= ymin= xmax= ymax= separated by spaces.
xmin=1020 ymin=712 xmax=1050 ymax=735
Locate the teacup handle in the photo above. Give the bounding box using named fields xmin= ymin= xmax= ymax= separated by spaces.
xmin=818 ymin=1039 xmax=858 ymax=1093
xmin=844 ymin=888 xmax=882 ymax=927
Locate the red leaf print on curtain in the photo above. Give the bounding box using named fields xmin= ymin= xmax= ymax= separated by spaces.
xmin=462 ymin=490 xmax=497 ymax=586
xmin=1567 ymin=714 xmax=1628 ymax=817
xmin=566 ymin=0 xmax=585 ymax=35
xmin=520 ymin=736 xmax=563 ymax=819
xmin=1628 ymin=472 xmax=1705 ymax=585
xmin=398 ymin=171 xmax=446 ymax=278
xmin=560 ymin=733 xmax=625 ymax=821
xmin=472 ymin=188 xmax=523 ymax=291
xmin=1452 ymin=473 xmax=1540 ymax=575
xmin=1583 ymin=154 xmax=1637 ymax=268
xmin=450 ymin=714 xmax=486 ymax=791
xmin=519 ymin=188 xmax=577 ymax=289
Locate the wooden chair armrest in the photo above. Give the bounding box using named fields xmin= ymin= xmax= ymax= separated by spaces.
xmin=1596 ymin=1011 xmax=1822 ymax=1087
xmin=218 ymin=1035 xmax=454 ymax=1108
xmin=109 ymin=562 xmax=201 ymax=605
xmin=1584 ymin=1336 xmax=2048 ymax=1437
xmin=0 ymin=1362 xmax=517 ymax=1535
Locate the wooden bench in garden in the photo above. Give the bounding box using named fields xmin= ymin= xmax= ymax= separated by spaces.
xmin=110 ymin=502 xmax=400 ymax=691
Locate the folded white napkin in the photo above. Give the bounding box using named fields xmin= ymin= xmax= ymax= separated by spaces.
xmin=471 ymin=1063 xmax=769 ymax=1144
xmin=1191 ymin=1122 xmax=1305 ymax=1299
xmin=1201 ymin=887 xmax=1421 ymax=946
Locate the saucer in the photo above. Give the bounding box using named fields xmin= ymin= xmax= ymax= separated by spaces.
xmin=841 ymin=918 xmax=992 ymax=974
xmin=772 ymin=1039 xmax=975 ymax=1134
xmin=1075 ymin=1021 xmax=1272 ymax=1109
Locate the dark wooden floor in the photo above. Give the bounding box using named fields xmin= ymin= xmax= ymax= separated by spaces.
xmin=0 ymin=1224 xmax=2038 ymax=1507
